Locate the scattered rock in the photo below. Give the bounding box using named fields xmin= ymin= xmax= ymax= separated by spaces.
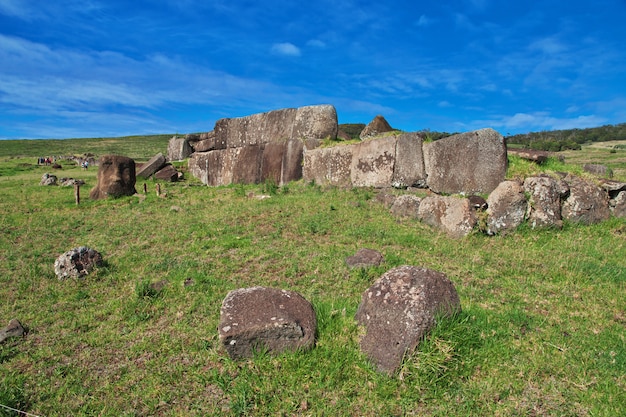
xmin=345 ymin=248 xmax=384 ymax=269
xmin=0 ymin=319 xmax=25 ymax=344
xmin=583 ymin=164 xmax=612 ymax=178
xmin=54 ymin=246 xmax=104 ymax=280
xmin=355 ymin=265 xmax=461 ymax=374
xmin=507 ymin=148 xmax=550 ymax=163
xmin=154 ymin=164 xmax=180 ymax=182
xmin=219 ymin=286 xmax=316 ymax=359
xmin=389 ymin=194 xmax=421 ymax=218
xmin=417 ymin=195 xmax=477 ymax=238
xmin=40 ymin=173 xmax=57 ymax=186
xmin=611 ymin=191 xmax=626 ymax=218
xmin=59 ymin=178 xmax=86 ymax=187
xmin=485 ymin=180 xmax=528 ymax=235
xmin=167 ymin=136 xmax=193 ymax=161
xmin=89 ymin=155 xmax=137 ymax=200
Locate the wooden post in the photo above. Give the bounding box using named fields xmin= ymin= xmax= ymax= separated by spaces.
xmin=74 ymin=183 xmax=80 ymax=205
xmin=156 ymin=183 xmax=161 ymax=197
xmin=143 ymin=183 xmax=147 ymax=194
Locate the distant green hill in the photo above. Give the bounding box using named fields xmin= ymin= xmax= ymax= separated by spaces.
xmin=505 ymin=123 xmax=626 ymax=151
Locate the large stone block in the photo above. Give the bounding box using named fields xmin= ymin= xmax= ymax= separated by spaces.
xmin=561 ymin=174 xmax=610 ymax=224
xmin=136 ymin=153 xmax=166 ymax=179
xmin=485 ymin=180 xmax=528 ymax=235
xmin=351 ymin=135 xmax=397 ymax=187
xmin=424 ymin=128 xmax=507 ymax=195
xmin=392 ymin=132 xmax=426 ymax=188
xmin=167 ymin=137 xmax=193 ymax=161
xmin=292 ymin=104 xmax=338 ymax=143
xmin=417 ymin=195 xmax=478 ymax=238
xmin=281 ymin=139 xmax=304 ymax=185
xmin=302 ymin=145 xmax=354 ymax=187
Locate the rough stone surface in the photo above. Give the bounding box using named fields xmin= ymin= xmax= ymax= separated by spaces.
xmin=137 ymin=153 xmax=167 ymax=179
xmin=360 ymin=115 xmax=394 ymax=140
xmin=351 ymin=135 xmax=397 ymax=187
xmin=611 ymin=191 xmax=626 ymax=218
xmin=561 ymin=174 xmax=611 ymax=224
xmin=154 ymin=164 xmax=180 ymax=182
xmin=167 ymin=137 xmax=193 ymax=161
xmin=40 ymin=173 xmax=57 ymax=186
xmin=423 ymin=128 xmax=507 ymax=195
xmin=507 ymin=148 xmax=550 ymax=163
xmin=89 ymin=155 xmax=136 ymax=199
xmin=193 ymin=133 xmax=217 ymax=152
xmin=345 ymin=248 xmax=384 ymax=269
xmin=281 ymin=139 xmax=304 ymax=185
xmin=0 ymin=319 xmax=25 ymax=344
xmin=302 ymin=145 xmax=354 ymax=187
xmin=218 ymin=286 xmax=316 ymax=359
xmin=583 ymin=164 xmax=612 ymax=178
xmin=392 ymin=132 xmax=426 ymax=188
xmin=355 ymin=265 xmax=461 ymax=374
xmin=54 ymin=246 xmax=104 ymax=280
xmin=417 ymin=196 xmax=478 ymax=238
xmin=485 ymin=181 xmax=528 ymax=235
xmin=390 ymin=194 xmax=421 ymax=218
xmin=599 ymin=180 xmax=626 ymax=198
xmin=523 ymin=176 xmax=563 ymax=229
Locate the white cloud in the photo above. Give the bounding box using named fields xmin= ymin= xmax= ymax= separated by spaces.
xmin=0 ymin=0 xmax=36 ymax=19
xmin=480 ymin=112 xmax=608 ymax=132
xmin=270 ymin=42 xmax=301 ymax=57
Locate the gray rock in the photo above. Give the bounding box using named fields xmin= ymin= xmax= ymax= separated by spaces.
xmin=583 ymin=164 xmax=612 ymax=178
xmin=561 ymin=174 xmax=610 ymax=224
xmin=523 ymin=176 xmax=563 ymax=229
xmin=0 ymin=319 xmax=25 ymax=344
xmin=611 ymin=191 xmax=626 ymax=218
xmin=351 ymin=135 xmax=397 ymax=187
xmin=167 ymin=137 xmax=193 ymax=161
xmin=302 ymin=144 xmax=354 ymax=187
xmin=485 ymin=181 xmax=528 ymax=235
xmin=417 ymin=195 xmax=477 ymax=238
xmin=154 ymin=164 xmax=180 ymax=182
xmin=136 ymin=153 xmax=166 ymax=179
xmin=40 ymin=173 xmax=57 ymax=186
xmin=507 ymin=148 xmax=550 ymax=164
xmin=424 ymin=128 xmax=507 ymax=195
xmin=346 ymin=248 xmax=384 ymax=269
xmin=355 ymin=265 xmax=461 ymax=374
xmin=219 ymin=286 xmax=316 ymax=359
xmin=390 ymin=194 xmax=421 ymax=218
xmin=54 ymin=246 xmax=104 ymax=280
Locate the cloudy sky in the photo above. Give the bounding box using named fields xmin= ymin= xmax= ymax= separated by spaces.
xmin=1 ymin=0 xmax=625 ymax=139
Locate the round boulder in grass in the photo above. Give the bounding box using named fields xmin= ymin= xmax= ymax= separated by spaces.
xmin=219 ymin=286 xmax=316 ymax=360
xmin=355 ymin=265 xmax=461 ymax=375
xmin=54 ymin=246 xmax=103 ymax=280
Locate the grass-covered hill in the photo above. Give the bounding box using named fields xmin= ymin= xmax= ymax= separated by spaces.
xmin=0 ymin=135 xmax=624 ymax=416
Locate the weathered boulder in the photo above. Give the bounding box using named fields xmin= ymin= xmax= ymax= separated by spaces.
xmin=417 ymin=195 xmax=477 ymax=238
xmin=0 ymin=319 xmax=25 ymax=344
xmin=154 ymin=164 xmax=180 ymax=182
xmin=345 ymin=248 xmax=384 ymax=269
xmin=599 ymin=180 xmax=626 ymax=198
xmin=355 ymin=265 xmax=461 ymax=374
xmin=583 ymin=164 xmax=612 ymax=178
xmin=485 ymin=181 xmax=528 ymax=235
xmin=507 ymin=148 xmax=550 ymax=164
xmin=167 ymin=137 xmax=193 ymax=161
xmin=423 ymin=128 xmax=507 ymax=195
xmin=561 ymin=175 xmax=611 ymax=224
xmin=360 ymin=115 xmax=394 ymax=140
xmin=611 ymin=191 xmax=626 ymax=218
xmin=89 ymin=155 xmax=136 ymax=200
xmin=218 ymin=287 xmax=316 ymax=359
xmin=389 ymin=194 xmax=421 ymax=218
xmin=54 ymin=246 xmax=103 ymax=280
xmin=136 ymin=153 xmax=167 ymax=179
xmin=39 ymin=173 xmax=57 ymax=186
xmin=523 ymin=176 xmax=564 ymax=229
xmin=193 ymin=136 xmax=216 ymax=153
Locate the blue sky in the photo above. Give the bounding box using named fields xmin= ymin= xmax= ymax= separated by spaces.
xmin=1 ymin=0 xmax=625 ymax=139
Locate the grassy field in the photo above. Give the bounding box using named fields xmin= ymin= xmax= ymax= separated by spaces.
xmin=0 ymin=137 xmax=625 ymax=416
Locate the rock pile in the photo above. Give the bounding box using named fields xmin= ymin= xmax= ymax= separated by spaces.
xmin=54 ymin=246 xmax=103 ymax=279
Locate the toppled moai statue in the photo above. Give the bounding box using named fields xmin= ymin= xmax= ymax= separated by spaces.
xmin=89 ymin=155 xmax=137 ymax=199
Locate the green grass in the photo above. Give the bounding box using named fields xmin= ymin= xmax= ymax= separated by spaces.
xmin=0 ymin=137 xmax=624 ymax=416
